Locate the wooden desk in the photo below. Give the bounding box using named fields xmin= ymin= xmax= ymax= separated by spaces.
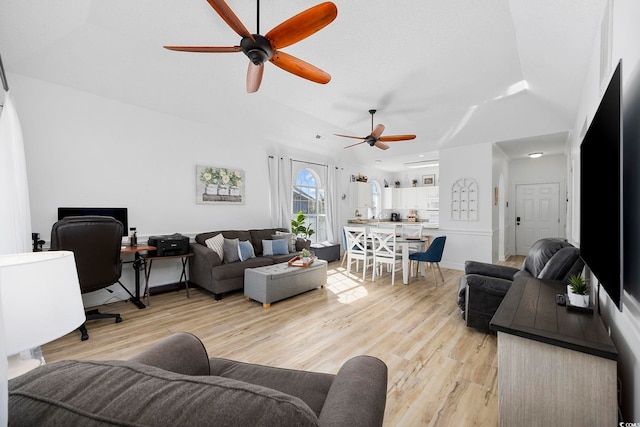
xmin=120 ymin=244 xmax=155 ymax=309
xmin=490 ymin=277 xmax=617 ymax=426
xmin=141 ymin=252 xmax=193 ymax=306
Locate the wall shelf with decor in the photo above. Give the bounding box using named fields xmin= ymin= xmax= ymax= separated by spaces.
xmin=451 ymin=177 xmax=477 ymax=221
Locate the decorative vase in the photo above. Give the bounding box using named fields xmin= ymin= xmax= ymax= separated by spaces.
xmin=205 ymin=184 xmax=218 ymax=195
xmin=218 ymin=184 xmax=230 ymax=196
xmin=230 ymin=185 xmax=240 ymax=196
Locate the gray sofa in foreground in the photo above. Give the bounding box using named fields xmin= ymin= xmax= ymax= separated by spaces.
xmin=9 ymin=332 xmax=389 ymax=426
xmin=189 ymin=228 xmax=302 ymax=300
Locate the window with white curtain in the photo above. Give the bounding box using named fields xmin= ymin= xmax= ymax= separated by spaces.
xmin=292 ymin=168 xmax=326 ymax=243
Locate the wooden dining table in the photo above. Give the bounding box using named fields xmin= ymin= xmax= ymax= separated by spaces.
xmin=396 ymin=237 xmax=429 ymax=284
xmin=359 ymin=227 xmax=432 ymax=284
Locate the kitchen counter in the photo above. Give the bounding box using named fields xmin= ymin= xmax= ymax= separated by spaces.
xmin=347 ymin=219 xmax=439 ymax=228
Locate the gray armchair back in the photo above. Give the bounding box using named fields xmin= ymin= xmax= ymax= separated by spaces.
xmin=458 ymin=238 xmax=584 ymax=332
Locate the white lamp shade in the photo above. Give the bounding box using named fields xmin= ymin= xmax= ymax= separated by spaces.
xmin=0 ymin=251 xmax=85 ymax=355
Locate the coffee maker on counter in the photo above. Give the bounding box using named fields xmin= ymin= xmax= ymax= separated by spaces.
xmin=391 ymin=213 xmax=400 ymax=222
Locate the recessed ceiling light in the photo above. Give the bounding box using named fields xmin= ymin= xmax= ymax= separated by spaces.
xmin=528 ymin=152 xmax=543 ymax=158
xmin=375 ymin=159 xmax=382 ymax=163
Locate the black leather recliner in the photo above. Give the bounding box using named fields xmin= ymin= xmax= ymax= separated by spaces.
xmin=457 ymin=238 xmax=584 ymax=332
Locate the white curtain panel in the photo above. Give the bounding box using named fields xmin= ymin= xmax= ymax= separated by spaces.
xmin=325 ymin=165 xmax=342 ymax=244
xmin=0 ymin=91 xmax=32 ymax=255
xmin=267 ymin=155 xmax=292 ymax=229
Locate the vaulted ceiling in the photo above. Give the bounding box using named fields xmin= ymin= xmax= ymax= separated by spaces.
xmin=0 ymin=0 xmax=605 ymax=171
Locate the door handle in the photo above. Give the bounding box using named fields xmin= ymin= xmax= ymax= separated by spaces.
xmin=516 ymin=216 xmax=520 ymax=225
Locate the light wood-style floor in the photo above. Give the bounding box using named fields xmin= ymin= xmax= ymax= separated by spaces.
xmin=43 ymin=257 xmax=523 ymax=426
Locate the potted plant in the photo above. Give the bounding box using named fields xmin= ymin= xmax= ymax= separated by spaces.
xmin=412 ymin=179 xmax=418 ymax=187
xmin=568 ymin=274 xmax=589 ymax=307
xmin=394 ymin=181 xmax=401 ymax=188
xmin=300 ymin=248 xmax=312 ymax=263
xmin=291 ymin=210 xmax=314 ymax=250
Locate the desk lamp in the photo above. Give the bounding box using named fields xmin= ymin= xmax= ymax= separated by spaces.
xmin=0 ymin=251 xmax=86 ymax=425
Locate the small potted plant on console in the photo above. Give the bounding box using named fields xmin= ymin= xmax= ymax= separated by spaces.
xmin=568 ymin=274 xmax=589 ymax=307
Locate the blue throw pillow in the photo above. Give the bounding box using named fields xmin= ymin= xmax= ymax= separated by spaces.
xmin=262 ymin=238 xmax=289 ymax=256
xmin=238 ymin=240 xmax=255 ymax=261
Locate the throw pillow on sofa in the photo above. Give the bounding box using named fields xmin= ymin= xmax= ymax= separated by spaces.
xmin=223 ymin=238 xmax=240 ymax=263
xmin=263 ymin=239 xmax=288 ymax=256
xmin=274 ymin=231 xmax=296 ymax=252
xmin=205 ymin=233 xmax=225 ymax=260
xmin=238 ymin=240 xmax=255 ymax=261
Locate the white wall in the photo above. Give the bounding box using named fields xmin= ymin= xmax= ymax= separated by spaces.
xmin=12 ymin=75 xmax=343 ymax=305
xmin=438 ymin=142 xmax=494 ymax=269
xmin=492 ymin=146 xmax=510 ymax=260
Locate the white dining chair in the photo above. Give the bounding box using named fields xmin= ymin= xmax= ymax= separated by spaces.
xmin=343 ymin=225 xmax=372 ymax=281
xmin=402 ymin=223 xmax=425 ymax=256
xmin=370 ymin=227 xmax=403 ymax=286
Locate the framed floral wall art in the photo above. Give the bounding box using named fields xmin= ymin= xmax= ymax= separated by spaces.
xmin=196 ymin=164 xmax=245 ymax=204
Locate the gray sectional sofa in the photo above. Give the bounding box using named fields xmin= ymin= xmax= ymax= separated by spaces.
xmin=9 ymin=332 xmax=389 ymax=426
xmin=189 ymin=228 xmax=302 ymax=300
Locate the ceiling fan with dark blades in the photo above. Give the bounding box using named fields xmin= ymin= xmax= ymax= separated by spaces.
xmin=335 ymin=109 xmax=417 ymax=150
xmin=164 ymin=0 xmax=338 ymax=93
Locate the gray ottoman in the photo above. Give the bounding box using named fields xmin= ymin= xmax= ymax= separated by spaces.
xmin=310 ymin=242 xmax=340 ymax=262
xmin=244 ymin=259 xmax=328 ymax=308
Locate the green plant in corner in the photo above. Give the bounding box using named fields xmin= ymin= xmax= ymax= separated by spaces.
xmin=291 ymin=210 xmax=315 ymax=240
xmin=568 ymin=274 xmax=589 ymax=295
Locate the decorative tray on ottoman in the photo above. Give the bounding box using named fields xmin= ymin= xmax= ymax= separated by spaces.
xmin=288 ymin=256 xmax=315 ymax=268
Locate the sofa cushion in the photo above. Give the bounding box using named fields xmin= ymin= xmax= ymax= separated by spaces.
xmin=211 ymin=257 xmax=274 ymax=281
xmin=223 ymin=238 xmax=241 ymax=263
xmin=9 ymin=360 xmax=319 ymax=427
xmin=263 ymin=239 xmax=289 ymax=256
xmin=268 ymin=253 xmax=299 ymax=264
xmin=274 ymin=231 xmax=296 ymax=252
xmin=205 ymin=233 xmax=225 ymax=259
xmin=196 ymin=230 xmax=252 ymax=246
xmin=238 ymin=240 xmax=256 ymax=261
xmin=210 ymin=358 xmax=335 ymax=417
xmin=249 ymin=228 xmax=288 ymax=255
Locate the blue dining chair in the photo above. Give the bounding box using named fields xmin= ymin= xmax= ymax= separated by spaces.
xmin=408 ymin=236 xmax=446 ymax=285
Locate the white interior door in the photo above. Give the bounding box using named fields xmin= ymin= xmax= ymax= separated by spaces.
xmin=515 ymin=183 xmax=560 ymax=255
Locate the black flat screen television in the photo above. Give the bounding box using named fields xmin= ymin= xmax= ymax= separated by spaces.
xmin=623 ymin=61 xmax=640 ymax=304
xmin=580 ymin=61 xmax=622 ymax=310
xmin=57 ymin=207 xmax=128 ymax=237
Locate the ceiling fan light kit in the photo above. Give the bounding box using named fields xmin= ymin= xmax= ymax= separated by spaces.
xmin=335 ymin=109 xmax=417 ymax=150
xmin=164 ymin=0 xmax=338 ymax=93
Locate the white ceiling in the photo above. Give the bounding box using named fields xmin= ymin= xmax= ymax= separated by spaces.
xmin=0 ymin=0 xmax=605 ymax=171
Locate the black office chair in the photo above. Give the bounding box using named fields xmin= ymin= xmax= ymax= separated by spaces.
xmin=51 ymin=216 xmax=128 ymax=341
